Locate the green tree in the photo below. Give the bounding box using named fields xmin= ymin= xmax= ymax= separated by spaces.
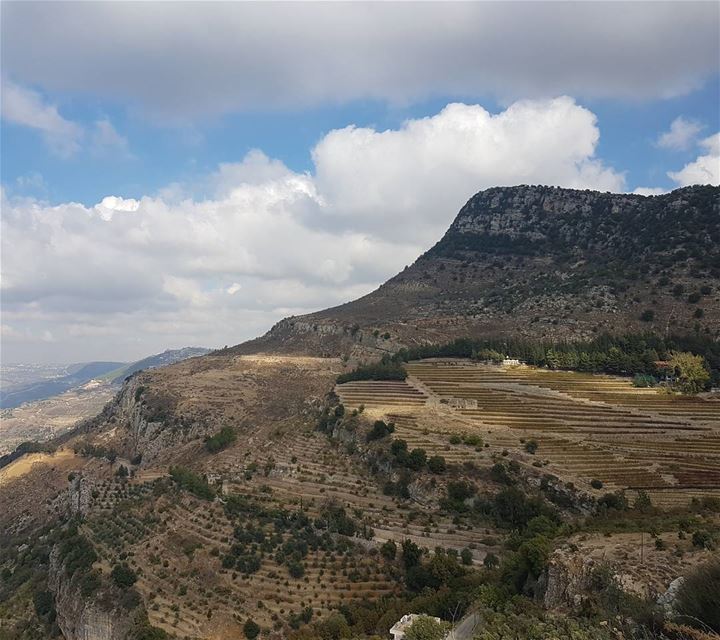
xmin=427 ymin=455 xmax=447 ymax=474
xmin=669 ymin=351 xmax=710 ymax=393
xmin=111 ymin=563 xmax=137 ymax=589
xmin=381 ymin=539 xmax=397 ymax=561
xmin=243 ymin=619 xmax=260 ymax=639
xmin=460 ymin=548 xmax=473 ymax=565
xmin=405 ymin=615 xmax=451 ymax=640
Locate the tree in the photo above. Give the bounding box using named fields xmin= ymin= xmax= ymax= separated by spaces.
xmin=401 ymin=539 xmax=422 ymax=569
xmin=405 ymin=448 xmax=427 ymax=471
xmin=243 ymin=619 xmax=260 ymax=639
xmin=427 ymin=455 xmax=447 ymax=474
xmin=404 ymin=615 xmax=451 ymax=640
xmin=483 ymin=552 xmax=499 ymax=569
xmin=381 ymin=539 xmax=397 ymax=561
xmin=669 ymin=351 xmax=710 ymax=394
xmin=460 ymin=548 xmax=473 ymax=565
xmin=111 ymin=563 xmax=137 ymax=589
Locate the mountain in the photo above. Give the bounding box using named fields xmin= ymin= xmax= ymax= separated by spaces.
xmin=0 ymin=348 xmax=211 ymax=410
xmin=236 ymin=184 xmax=719 ymax=357
xmin=0 ymin=361 xmax=126 ymax=409
xmin=1 ymin=185 xmax=718 ymax=640
xmin=106 ymin=347 xmax=212 ymax=384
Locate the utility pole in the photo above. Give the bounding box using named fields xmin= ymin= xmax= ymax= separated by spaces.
xmin=640 ymin=530 xmax=644 ymax=565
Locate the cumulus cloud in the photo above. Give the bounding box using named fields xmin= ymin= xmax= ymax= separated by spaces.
xmin=2 ymin=3 xmax=718 ymax=119
xmin=2 ymin=98 xmax=627 ymax=361
xmin=657 ymin=116 xmax=704 ymax=151
xmin=668 ymin=133 xmax=720 ymax=186
xmin=1 ymin=80 xmax=82 ymax=156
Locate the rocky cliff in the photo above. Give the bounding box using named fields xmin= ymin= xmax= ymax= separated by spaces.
xmin=48 ymin=547 xmax=138 ymax=640
xmin=233 ymin=185 xmax=719 ymax=357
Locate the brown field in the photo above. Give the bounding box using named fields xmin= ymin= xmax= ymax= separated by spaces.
xmin=337 ymin=360 xmax=720 ymax=507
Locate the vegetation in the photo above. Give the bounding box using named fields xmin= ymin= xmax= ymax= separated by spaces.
xmin=337 ymin=361 xmax=407 ymax=384
xmin=204 ymin=425 xmax=237 ymax=453
xmin=169 ymin=466 xmax=215 ymax=500
xmin=404 ymin=615 xmax=450 ymax=640
xmin=675 ymin=559 xmax=720 ymax=633
xmin=389 ymin=333 xmax=718 ymax=389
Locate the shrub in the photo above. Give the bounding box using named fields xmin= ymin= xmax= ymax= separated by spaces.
xmin=405 ymin=615 xmax=451 ymax=640
xmin=449 ymin=434 xmax=462 ymax=445
xmin=367 ymin=420 xmax=395 ymax=442
xmin=380 ymin=539 xmax=397 ymax=561
xmin=169 ymin=466 xmax=215 ymax=500
xmin=675 ymin=559 xmax=720 ymax=632
xmin=427 ymin=456 xmax=447 ymax=474
xmin=590 ymin=479 xmax=604 ymax=490
xmin=205 ymin=426 xmax=237 ymax=453
xmin=243 ymin=619 xmax=260 ymax=639
xmin=632 ymin=373 xmax=656 ymax=388
xmin=337 ymin=361 xmax=407 ymax=384
xmin=401 ymin=539 xmax=422 ymax=569
xmin=692 ymin=529 xmax=716 ymax=550
xmin=460 ymin=548 xmax=473 ymax=566
xmin=111 ymin=563 xmax=137 ymax=589
xmin=524 ymin=440 xmax=538 ymax=454
xmin=483 ymin=552 xmax=499 ymax=569
xmin=640 ymin=309 xmax=655 ymax=322
xmin=405 ymin=448 xmax=427 ymax=471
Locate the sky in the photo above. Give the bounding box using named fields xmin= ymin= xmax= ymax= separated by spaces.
xmin=1 ymin=1 xmax=719 ymax=364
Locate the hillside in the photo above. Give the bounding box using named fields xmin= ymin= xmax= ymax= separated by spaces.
xmin=237 ymin=185 xmax=720 ymax=357
xmin=0 ymin=184 xmax=719 ymax=640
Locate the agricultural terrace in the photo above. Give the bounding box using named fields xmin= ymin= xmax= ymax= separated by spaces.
xmin=336 ymin=360 xmax=720 ymax=508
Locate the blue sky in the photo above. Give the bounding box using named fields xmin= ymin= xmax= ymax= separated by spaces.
xmin=3 ymin=77 xmax=720 ymax=205
xmin=1 ymin=2 xmax=719 ymax=363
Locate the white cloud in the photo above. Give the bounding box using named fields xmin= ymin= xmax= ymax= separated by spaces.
xmin=1 ymin=80 xmax=82 ymax=156
xmin=1 ymin=98 xmax=628 ymax=362
xmin=632 ymin=187 xmax=667 ymax=197
xmin=1 ymin=80 xmax=131 ymax=157
xmin=668 ymin=133 xmax=720 ymax=186
xmin=657 ymin=116 xmax=704 ymax=151
xmin=2 ymin=3 xmax=717 ymax=119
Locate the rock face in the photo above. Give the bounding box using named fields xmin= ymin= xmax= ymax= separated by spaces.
xmin=540 ymin=548 xmax=597 ymax=609
xmin=233 ymin=185 xmax=719 ymax=357
xmin=48 ymin=548 xmax=135 ymax=640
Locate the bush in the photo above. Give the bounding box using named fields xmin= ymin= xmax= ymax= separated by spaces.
xmin=243 ymin=619 xmax=261 ymax=639
xmin=367 ymin=420 xmax=395 ymax=442
xmin=675 ymin=559 xmax=720 ymax=632
xmin=405 ymin=615 xmax=451 ymax=640
xmin=337 ymin=361 xmax=407 ymax=384
xmin=590 ymin=479 xmax=604 ymax=490
xmin=640 ymin=309 xmax=655 ymax=322
xmin=632 ymin=373 xmax=656 ymax=388
xmin=692 ymin=529 xmax=716 ymax=550
xmin=524 ymin=440 xmax=538 ymax=454
xmin=427 ymin=456 xmax=447 ymax=474
xmin=111 ymin=563 xmax=137 ymax=589
xmin=483 ymin=552 xmax=499 ymax=569
xmin=405 ymin=448 xmax=427 ymax=471
xmin=170 ymin=466 xmax=215 ymax=500
xmin=460 ymin=548 xmax=473 ymax=566
xmin=381 ymin=539 xmax=397 ymax=561
xmin=205 ymin=426 xmax=237 ymax=453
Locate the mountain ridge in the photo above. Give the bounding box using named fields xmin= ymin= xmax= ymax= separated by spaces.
xmin=230 ymin=184 xmax=720 ymax=358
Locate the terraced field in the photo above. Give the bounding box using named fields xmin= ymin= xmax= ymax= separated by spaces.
xmin=337 ymin=360 xmax=720 ymax=507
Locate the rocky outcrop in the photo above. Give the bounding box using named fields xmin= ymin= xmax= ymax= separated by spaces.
xmin=48 ymin=548 xmax=137 ymax=640
xmin=539 ymin=548 xmax=597 ymax=609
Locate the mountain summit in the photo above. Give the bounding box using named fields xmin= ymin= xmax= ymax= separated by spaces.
xmin=237 ymin=184 xmax=720 ymax=357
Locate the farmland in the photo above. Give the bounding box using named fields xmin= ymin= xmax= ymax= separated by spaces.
xmin=337 ymin=360 xmax=720 ymax=508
